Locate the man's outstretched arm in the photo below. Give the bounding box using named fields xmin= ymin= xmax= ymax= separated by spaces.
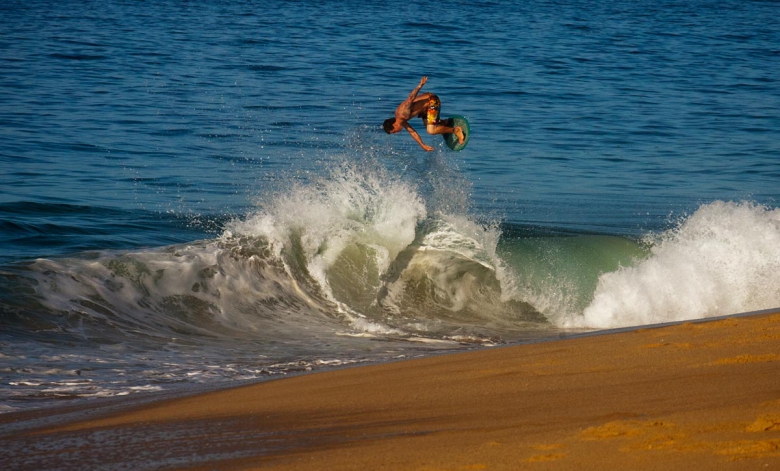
xmin=405 ymin=76 xmax=428 ymax=103
xmin=404 ymin=122 xmax=434 ymax=152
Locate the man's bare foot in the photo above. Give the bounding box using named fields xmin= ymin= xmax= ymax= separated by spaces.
xmin=454 ymin=126 xmax=465 ymax=145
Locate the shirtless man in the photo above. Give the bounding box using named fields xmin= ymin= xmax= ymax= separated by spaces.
xmin=383 ymin=76 xmax=465 ymax=152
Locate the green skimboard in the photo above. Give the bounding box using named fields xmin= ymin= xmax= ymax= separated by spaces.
xmin=442 ymin=115 xmax=470 ymax=151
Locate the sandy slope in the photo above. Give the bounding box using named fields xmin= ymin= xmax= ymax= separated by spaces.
xmin=4 ymin=312 xmax=780 ymax=470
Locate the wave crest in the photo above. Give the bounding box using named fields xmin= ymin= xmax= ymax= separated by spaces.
xmin=573 ymin=201 xmax=780 ymax=328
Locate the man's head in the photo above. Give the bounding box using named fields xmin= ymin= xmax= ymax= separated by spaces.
xmin=383 ymin=118 xmax=401 ymax=134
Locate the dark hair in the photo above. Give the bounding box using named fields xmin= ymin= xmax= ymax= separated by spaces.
xmin=382 ymin=118 xmax=396 ymax=134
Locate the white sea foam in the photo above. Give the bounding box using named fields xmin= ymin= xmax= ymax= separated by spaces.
xmin=30 ymin=241 xmax=317 ymax=338
xmin=570 ymin=201 xmax=780 ymax=328
xmin=227 ymin=162 xmax=427 ymax=331
xmin=229 ymin=163 xmax=426 ymax=289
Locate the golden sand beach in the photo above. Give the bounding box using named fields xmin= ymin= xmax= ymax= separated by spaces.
xmin=3 ymin=311 xmax=780 ymax=470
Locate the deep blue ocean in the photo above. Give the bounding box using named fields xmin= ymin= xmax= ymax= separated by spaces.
xmin=1 ymin=0 xmax=779 ymax=412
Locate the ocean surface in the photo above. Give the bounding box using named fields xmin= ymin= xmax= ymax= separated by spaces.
xmin=1 ymin=0 xmax=779 ymax=413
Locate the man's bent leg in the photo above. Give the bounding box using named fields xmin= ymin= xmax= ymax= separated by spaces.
xmin=426 ymin=124 xmax=465 ymax=144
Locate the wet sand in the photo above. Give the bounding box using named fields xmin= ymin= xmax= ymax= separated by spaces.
xmin=4 ymin=311 xmax=780 ymax=470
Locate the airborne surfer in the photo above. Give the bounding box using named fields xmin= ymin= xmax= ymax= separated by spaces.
xmin=383 ymin=76 xmax=465 ymax=152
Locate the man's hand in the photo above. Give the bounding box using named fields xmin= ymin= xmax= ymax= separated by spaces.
xmin=405 ymin=76 xmax=428 ymax=106
xmin=422 ymin=144 xmax=434 ymax=152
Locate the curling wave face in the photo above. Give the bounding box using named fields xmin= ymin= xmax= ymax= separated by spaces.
xmin=223 ymin=163 xmax=546 ymax=339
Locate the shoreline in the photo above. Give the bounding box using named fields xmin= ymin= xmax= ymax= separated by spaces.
xmin=4 ymin=309 xmax=780 ymax=469
xmin=4 ymin=306 xmax=774 ymax=429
